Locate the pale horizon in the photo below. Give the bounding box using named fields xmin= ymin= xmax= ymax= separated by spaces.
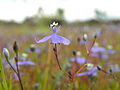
xmin=0 ymin=0 xmax=120 ymax=22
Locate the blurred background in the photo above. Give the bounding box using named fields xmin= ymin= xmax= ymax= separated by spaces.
xmin=0 ymin=0 xmax=120 ymax=90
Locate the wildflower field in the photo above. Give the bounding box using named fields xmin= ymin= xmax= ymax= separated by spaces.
xmin=0 ymin=21 xmax=120 ymax=90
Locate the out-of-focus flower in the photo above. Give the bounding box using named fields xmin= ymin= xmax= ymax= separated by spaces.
xmin=78 ymin=40 xmax=90 ymax=45
xmin=91 ymin=46 xmax=106 ymax=53
xmin=109 ymin=64 xmax=120 ymax=73
xmin=77 ymin=66 xmax=99 ymax=77
xmin=19 ymin=53 xmax=35 ymax=66
xmin=83 ymin=34 xmax=88 ymax=41
xmin=3 ymin=48 xmax=10 ymax=60
xmin=107 ymin=45 xmax=116 ymax=54
xmin=70 ymin=57 xmax=86 ymax=64
xmin=26 ymin=44 xmax=40 ymax=54
xmin=90 ymin=53 xmax=109 ymax=59
xmin=18 ymin=61 xmax=35 ymax=66
xmin=35 ymin=22 xmax=70 ymax=45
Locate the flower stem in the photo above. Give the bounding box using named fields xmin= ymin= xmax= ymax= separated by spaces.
xmin=6 ymin=59 xmax=18 ymax=74
xmin=53 ymin=44 xmax=62 ymax=70
xmin=15 ymin=53 xmax=24 ymax=90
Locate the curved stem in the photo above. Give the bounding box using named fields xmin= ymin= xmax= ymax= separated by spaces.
xmin=6 ymin=59 xmax=18 ymax=74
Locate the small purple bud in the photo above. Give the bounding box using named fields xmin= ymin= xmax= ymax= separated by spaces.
xmin=83 ymin=34 xmax=87 ymax=41
xmin=13 ymin=41 xmax=18 ymax=54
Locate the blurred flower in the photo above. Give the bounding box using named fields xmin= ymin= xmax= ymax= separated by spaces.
xmin=83 ymin=34 xmax=88 ymax=41
xmin=3 ymin=58 xmax=18 ymax=69
xmin=107 ymin=45 xmax=116 ymax=54
xmin=70 ymin=57 xmax=86 ymax=64
xmin=77 ymin=66 xmax=99 ymax=77
xmin=26 ymin=44 xmax=40 ymax=54
xmin=19 ymin=53 xmax=35 ymax=66
xmin=91 ymin=46 xmax=106 ymax=53
xmin=90 ymin=53 xmax=109 ymax=59
xmin=3 ymin=48 xmax=10 ymax=60
xmin=78 ymin=39 xmax=90 ymax=45
xmin=109 ymin=64 xmax=120 ymax=73
xmin=35 ymin=22 xmax=70 ymax=45
xmin=12 ymin=73 xmax=19 ymax=81
xmin=18 ymin=61 xmax=35 ymax=66
xmin=107 ymin=49 xmax=116 ymax=54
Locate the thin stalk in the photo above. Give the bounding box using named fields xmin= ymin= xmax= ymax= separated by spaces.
xmin=6 ymin=59 xmax=17 ymax=74
xmin=84 ymin=37 xmax=97 ymax=64
xmin=15 ymin=53 xmax=24 ymax=90
xmin=53 ymin=44 xmax=62 ymax=70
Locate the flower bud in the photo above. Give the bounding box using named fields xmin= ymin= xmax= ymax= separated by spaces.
xmin=97 ymin=65 xmax=102 ymax=70
xmin=13 ymin=41 xmax=18 ymax=54
xmin=76 ymin=51 xmax=81 ymax=56
xmin=3 ymin=48 xmax=10 ymax=60
xmin=83 ymin=34 xmax=87 ymax=41
xmin=72 ymin=51 xmax=76 ymax=56
xmin=86 ymin=63 xmax=94 ymax=70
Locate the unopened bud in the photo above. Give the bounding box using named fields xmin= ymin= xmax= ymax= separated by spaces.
xmin=3 ymin=48 xmax=10 ymax=60
xmin=97 ymin=65 xmax=102 ymax=70
xmin=83 ymin=34 xmax=87 ymax=41
xmin=76 ymin=51 xmax=81 ymax=56
xmin=30 ymin=44 xmax=35 ymax=52
xmin=72 ymin=51 xmax=76 ymax=56
xmin=86 ymin=63 xmax=94 ymax=70
xmin=13 ymin=41 xmax=18 ymax=54
xmin=94 ymin=34 xmax=97 ymax=39
xmin=109 ymin=68 xmax=112 ymax=73
xmin=77 ymin=37 xmax=80 ymax=42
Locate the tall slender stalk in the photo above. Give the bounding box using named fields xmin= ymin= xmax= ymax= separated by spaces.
xmin=15 ymin=53 xmax=24 ymax=90
xmin=53 ymin=44 xmax=62 ymax=70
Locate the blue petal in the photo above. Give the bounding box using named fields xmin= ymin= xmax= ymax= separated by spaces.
xmin=51 ymin=34 xmax=70 ymax=45
xmin=35 ymin=35 xmax=52 ymax=43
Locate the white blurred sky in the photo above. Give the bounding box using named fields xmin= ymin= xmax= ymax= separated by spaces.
xmin=0 ymin=0 xmax=120 ymax=22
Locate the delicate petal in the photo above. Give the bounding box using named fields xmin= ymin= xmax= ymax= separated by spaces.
xmin=35 ymin=35 xmax=52 ymax=43
xmin=51 ymin=34 xmax=70 ymax=45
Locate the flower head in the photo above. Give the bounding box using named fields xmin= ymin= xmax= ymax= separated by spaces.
xmin=35 ymin=22 xmax=70 ymax=45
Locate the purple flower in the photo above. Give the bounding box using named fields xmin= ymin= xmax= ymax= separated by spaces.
xmin=91 ymin=53 xmax=109 ymax=59
xmin=109 ymin=64 xmax=120 ymax=73
xmin=107 ymin=49 xmax=116 ymax=54
xmin=26 ymin=44 xmax=40 ymax=54
xmin=91 ymin=46 xmax=106 ymax=53
xmin=35 ymin=22 xmax=70 ymax=45
xmin=78 ymin=39 xmax=91 ymax=45
xmin=77 ymin=66 xmax=98 ymax=77
xmin=70 ymin=57 xmax=86 ymax=64
xmin=12 ymin=73 xmax=19 ymax=81
xmin=18 ymin=61 xmax=35 ymax=66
